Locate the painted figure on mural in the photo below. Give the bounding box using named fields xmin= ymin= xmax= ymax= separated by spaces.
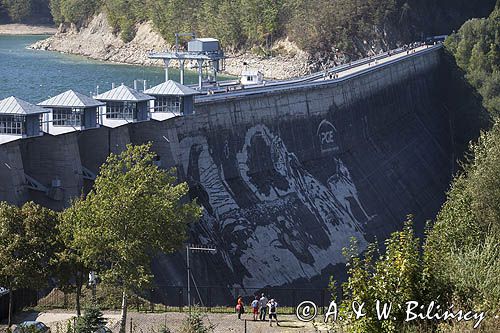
xmin=178 ymin=121 xmax=374 ymax=287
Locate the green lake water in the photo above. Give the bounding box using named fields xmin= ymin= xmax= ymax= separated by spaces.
xmin=0 ymin=35 xmax=220 ymax=103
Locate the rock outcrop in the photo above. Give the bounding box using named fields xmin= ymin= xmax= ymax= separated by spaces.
xmin=31 ymin=13 xmax=167 ymax=67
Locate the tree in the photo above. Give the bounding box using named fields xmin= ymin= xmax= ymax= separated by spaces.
xmin=445 ymin=2 xmax=500 ymax=117
xmin=1 ymin=0 xmax=31 ymax=22
xmin=60 ymin=0 xmax=100 ymax=26
xmin=75 ymin=304 xmax=107 ymax=333
xmin=335 ymin=238 xmax=379 ymax=332
xmin=49 ymin=0 xmax=63 ymax=24
xmin=72 ymin=143 xmax=202 ymax=333
xmin=146 ymin=0 xmax=201 ymax=44
xmin=54 ymin=198 xmax=93 ymax=317
xmin=240 ymin=0 xmax=282 ymax=46
xmin=0 ymin=202 xmax=58 ymax=326
xmin=333 ymin=217 xmax=423 ymax=333
xmin=180 ymin=308 xmax=215 ymax=333
xmin=200 ymin=0 xmax=243 ymax=49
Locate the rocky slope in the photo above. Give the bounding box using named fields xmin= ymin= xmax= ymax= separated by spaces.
xmin=31 ymin=13 xmax=167 ymax=66
xmin=30 ymin=13 xmax=310 ymax=80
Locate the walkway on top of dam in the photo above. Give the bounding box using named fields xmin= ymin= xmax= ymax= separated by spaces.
xmin=196 ymin=44 xmax=441 ymax=103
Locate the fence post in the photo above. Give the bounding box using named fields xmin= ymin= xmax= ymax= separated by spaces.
xmin=321 ymin=289 xmax=325 ymax=315
xmin=207 ymin=287 xmax=211 ymax=312
xmin=178 ymin=288 xmax=183 ymax=312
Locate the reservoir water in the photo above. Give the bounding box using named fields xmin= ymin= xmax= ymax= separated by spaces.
xmin=0 ymin=35 xmax=220 ymax=103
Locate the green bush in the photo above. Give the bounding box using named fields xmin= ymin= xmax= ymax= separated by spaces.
xmin=332 ymin=217 xmax=426 ymax=333
xmin=75 ymin=304 xmax=107 ymax=333
xmin=155 ymin=326 xmax=172 ymax=333
xmin=425 ymin=122 xmax=500 ymax=310
xmin=180 ymin=309 xmax=216 ymax=333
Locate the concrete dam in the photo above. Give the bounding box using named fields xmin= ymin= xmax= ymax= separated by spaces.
xmin=0 ymin=45 xmax=486 ymax=292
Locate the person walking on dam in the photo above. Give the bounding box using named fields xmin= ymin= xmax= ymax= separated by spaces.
xmin=251 ymin=295 xmax=259 ymax=321
xmin=259 ymin=293 xmax=268 ymax=321
xmin=268 ymin=298 xmax=279 ymax=327
xmin=236 ymin=295 xmax=244 ymax=319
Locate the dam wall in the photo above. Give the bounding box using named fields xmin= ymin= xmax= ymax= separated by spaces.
xmin=0 ymin=47 xmax=485 ymax=289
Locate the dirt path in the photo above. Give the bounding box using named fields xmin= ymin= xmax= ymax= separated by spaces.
xmin=122 ymin=312 xmax=323 ymax=333
xmin=1 ymin=310 xmax=329 ymax=333
xmin=0 ymin=24 xmax=57 ymax=35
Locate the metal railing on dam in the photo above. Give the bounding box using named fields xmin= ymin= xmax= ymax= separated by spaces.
xmin=196 ymin=44 xmax=443 ymax=103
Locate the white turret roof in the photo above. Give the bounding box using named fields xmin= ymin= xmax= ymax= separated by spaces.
xmin=38 ymin=90 xmax=105 ymax=108
xmin=144 ymin=80 xmax=199 ymax=96
xmin=0 ymin=96 xmax=49 ymax=115
xmin=94 ymin=84 xmax=154 ymax=102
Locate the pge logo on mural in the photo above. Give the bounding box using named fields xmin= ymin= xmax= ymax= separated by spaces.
xmin=317 ymin=120 xmax=340 ymax=153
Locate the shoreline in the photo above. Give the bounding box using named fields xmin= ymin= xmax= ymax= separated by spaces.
xmin=31 ymin=37 xmax=311 ymax=80
xmin=34 ymin=46 xmax=307 ymax=79
xmin=0 ymin=24 xmax=57 ymax=35
xmin=39 ymin=47 xmax=227 ymax=78
xmin=28 ymin=14 xmax=310 ymax=80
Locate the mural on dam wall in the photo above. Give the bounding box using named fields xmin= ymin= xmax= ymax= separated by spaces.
xmin=177 ymin=116 xmax=375 ymax=287
xmin=166 ymin=64 xmax=470 ymax=289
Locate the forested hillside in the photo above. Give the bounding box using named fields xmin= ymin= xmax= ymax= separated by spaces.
xmin=2 ymin=0 xmax=496 ymax=61
xmin=50 ymin=0 xmax=496 ymax=59
xmin=0 ymin=0 xmax=51 ymax=24
xmin=444 ymin=4 xmax=500 ymax=117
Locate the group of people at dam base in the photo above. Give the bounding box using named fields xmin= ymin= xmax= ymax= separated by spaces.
xmin=236 ymin=294 xmax=279 ymax=326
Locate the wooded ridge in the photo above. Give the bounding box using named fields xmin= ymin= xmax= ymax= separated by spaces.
xmin=1 ymin=0 xmax=496 ymax=61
